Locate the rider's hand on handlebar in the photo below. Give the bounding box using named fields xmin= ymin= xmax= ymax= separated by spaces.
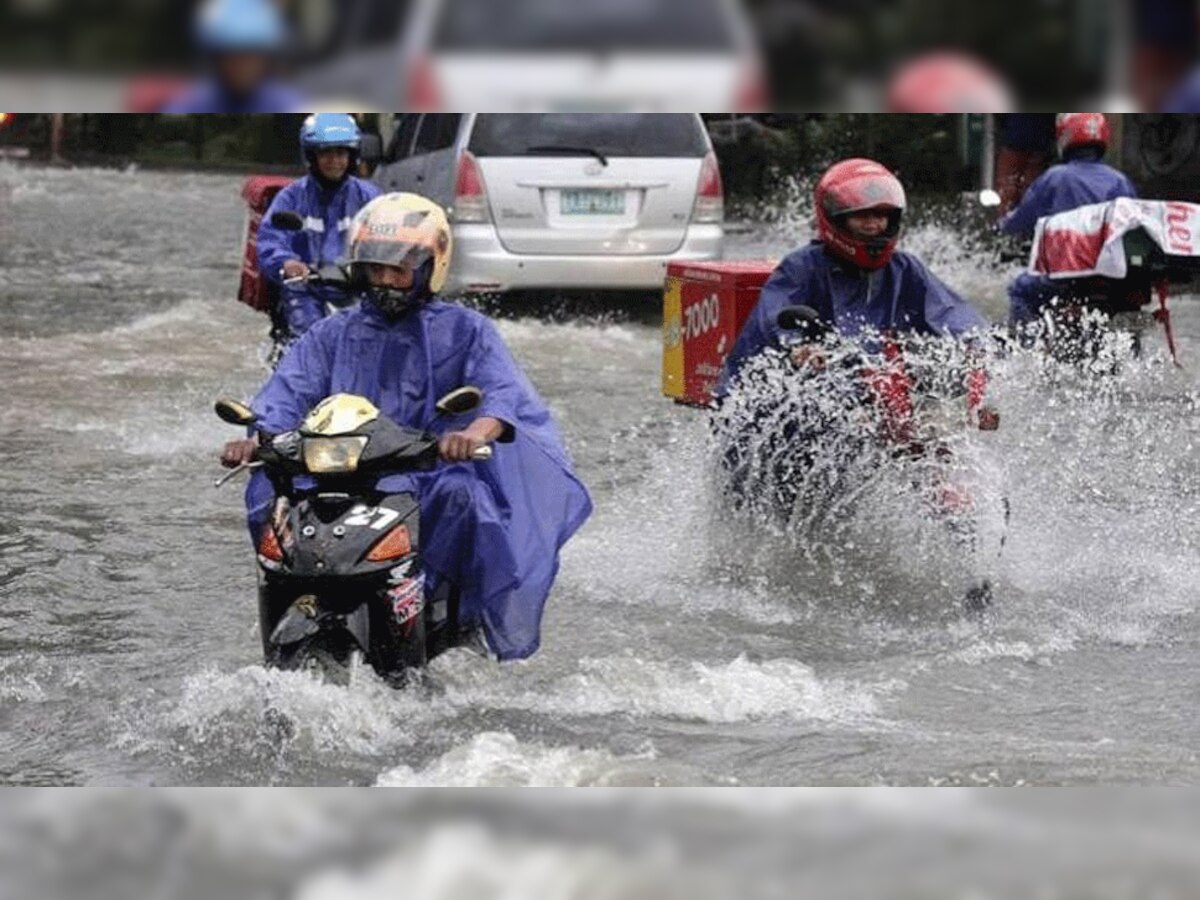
xmin=438 ymin=431 xmax=487 ymax=462
xmin=221 ymin=437 xmax=258 ymax=468
xmin=281 ymin=260 xmax=311 ymax=280
xmin=438 ymin=416 xmax=506 ymax=462
xmin=790 ymin=345 xmax=827 ymax=371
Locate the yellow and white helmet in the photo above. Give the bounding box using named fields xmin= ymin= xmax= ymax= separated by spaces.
xmin=346 ymin=193 xmax=453 ymax=294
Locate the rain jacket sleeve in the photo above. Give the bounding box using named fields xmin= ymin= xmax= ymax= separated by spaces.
xmin=999 ymin=171 xmax=1054 ymax=237
xmin=907 ymin=256 xmax=990 ymax=337
xmin=461 ymin=317 xmax=548 ymax=443
xmin=436 ymin=313 xmax=593 ymax=660
xmin=257 ymin=178 xmax=383 ymax=286
xmin=257 ymin=182 xmax=309 ymax=285
xmin=249 ymin=319 xmax=336 ymax=435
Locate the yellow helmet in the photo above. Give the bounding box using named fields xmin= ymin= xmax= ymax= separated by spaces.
xmin=346 ymin=193 xmax=453 ymax=294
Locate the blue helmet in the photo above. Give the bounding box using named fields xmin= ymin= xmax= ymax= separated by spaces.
xmin=195 ymin=0 xmax=288 ymax=53
xmin=300 ymin=113 xmax=363 ymax=167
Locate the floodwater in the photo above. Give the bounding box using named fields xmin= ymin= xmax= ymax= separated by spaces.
xmin=4 ymin=789 xmax=1200 ymax=899
xmin=1 ymin=163 xmax=1198 ymax=788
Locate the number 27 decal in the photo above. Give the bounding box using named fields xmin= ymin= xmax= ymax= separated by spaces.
xmin=344 ymin=505 xmax=401 ymax=530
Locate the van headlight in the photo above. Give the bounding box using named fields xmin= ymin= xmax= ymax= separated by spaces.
xmin=302 ymin=436 xmax=369 ymax=474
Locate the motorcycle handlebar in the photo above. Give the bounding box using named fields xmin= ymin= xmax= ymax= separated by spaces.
xmin=215 ymin=441 xmax=492 ymax=488
xmin=282 ymin=272 xmax=350 ymax=289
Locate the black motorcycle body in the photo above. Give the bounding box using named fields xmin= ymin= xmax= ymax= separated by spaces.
xmin=217 ymin=389 xmax=489 ymax=683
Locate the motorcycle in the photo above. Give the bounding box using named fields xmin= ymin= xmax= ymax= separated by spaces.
xmin=979 ymin=189 xmax=1179 ymax=367
xmin=718 ymin=305 xmax=1005 ymax=610
xmin=262 ymin=210 xmax=358 ymax=370
xmin=215 ymin=387 xmax=493 ymax=685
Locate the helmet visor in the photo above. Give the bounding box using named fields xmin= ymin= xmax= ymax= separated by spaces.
xmin=823 ymin=173 xmax=907 ymax=219
xmin=348 ymin=214 xmax=447 ymax=272
xmin=349 ymin=239 xmax=435 ymax=273
xmin=310 ymin=141 xmax=359 ymax=152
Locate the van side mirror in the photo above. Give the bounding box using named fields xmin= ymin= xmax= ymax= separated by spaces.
xmin=359 ymin=133 xmax=383 ymax=166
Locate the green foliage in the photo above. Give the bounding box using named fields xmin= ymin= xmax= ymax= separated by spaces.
xmin=32 ymin=113 xmax=976 ymax=191
xmin=709 ymin=115 xmax=974 ymax=206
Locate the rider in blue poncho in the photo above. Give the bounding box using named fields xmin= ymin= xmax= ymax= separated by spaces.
xmin=221 ymin=194 xmax=593 ymax=661
xmin=719 ymin=158 xmax=992 ymax=399
xmin=162 ymin=0 xmax=307 ymax=114
xmin=999 ymin=113 xmax=1139 ymax=327
xmin=256 ymin=114 xmax=382 ymax=348
xmin=715 ymin=159 xmax=997 ymax=520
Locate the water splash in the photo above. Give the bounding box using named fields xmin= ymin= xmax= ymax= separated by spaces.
xmin=294 ymin=824 xmax=720 ymax=900
xmin=710 ymin=329 xmax=1009 ymax=607
xmin=441 ymin=655 xmax=887 ymax=725
xmin=119 ymin=664 xmax=441 ymax=778
xmin=377 ymin=731 xmax=662 ymax=787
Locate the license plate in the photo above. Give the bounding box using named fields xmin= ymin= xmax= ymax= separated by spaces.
xmin=560 ymin=189 xmax=625 ymax=215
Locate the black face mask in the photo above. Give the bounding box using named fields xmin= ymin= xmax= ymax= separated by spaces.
xmin=357 ymin=260 xmax=435 ymax=319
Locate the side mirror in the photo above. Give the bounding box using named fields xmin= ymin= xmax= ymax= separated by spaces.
xmin=215 ymin=399 xmax=259 ymax=426
xmin=435 ymin=386 xmax=484 ymax=417
xmin=359 ymin=133 xmax=383 ymax=166
xmin=270 ymin=211 xmax=305 ymax=231
xmin=776 ymin=305 xmax=830 ymax=340
xmin=978 ymin=189 xmax=1002 ymax=208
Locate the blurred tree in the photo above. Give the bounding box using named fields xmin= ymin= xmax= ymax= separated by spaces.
xmin=743 ymin=0 xmax=1109 ymax=107
xmin=705 ymin=114 xmax=967 ymax=204
xmin=13 ymin=114 xmax=979 ymax=197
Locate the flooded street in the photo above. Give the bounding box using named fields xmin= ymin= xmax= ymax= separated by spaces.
xmin=2 ymin=163 xmax=1199 ymax=787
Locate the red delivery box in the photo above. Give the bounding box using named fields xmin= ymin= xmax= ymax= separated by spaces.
xmin=238 ymin=175 xmax=295 ymax=312
xmin=662 ymin=259 xmax=777 ymax=406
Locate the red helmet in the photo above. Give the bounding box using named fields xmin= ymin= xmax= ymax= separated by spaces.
xmin=814 ymin=159 xmax=907 ymax=270
xmin=1056 ymin=113 xmax=1109 ymax=156
xmin=886 ymin=52 xmax=1013 ymax=113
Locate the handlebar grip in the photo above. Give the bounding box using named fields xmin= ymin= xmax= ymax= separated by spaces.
xmin=471 ymin=446 xmax=493 ymax=461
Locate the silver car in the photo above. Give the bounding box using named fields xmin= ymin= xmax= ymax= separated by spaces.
xmin=398 ymin=0 xmax=766 ymax=111
xmin=373 ymin=113 xmax=724 ymax=295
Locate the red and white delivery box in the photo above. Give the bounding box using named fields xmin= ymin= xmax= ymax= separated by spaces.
xmin=662 ymin=259 xmax=777 ymax=406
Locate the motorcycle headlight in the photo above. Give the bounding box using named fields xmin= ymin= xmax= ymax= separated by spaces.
xmin=302 ymin=436 xmax=369 ymax=474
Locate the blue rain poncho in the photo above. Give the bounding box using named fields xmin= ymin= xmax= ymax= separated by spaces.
xmin=718 ymin=242 xmax=989 ymax=397
xmin=244 ymin=300 xmax=593 ymax=661
xmin=1161 ymin=68 xmax=1200 ymax=112
xmin=999 ymin=159 xmax=1138 ymax=239
xmin=1000 ymin=158 xmax=1138 ymax=324
xmin=256 ymin=175 xmax=383 ymax=337
xmin=161 ymin=78 xmax=307 ymax=113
